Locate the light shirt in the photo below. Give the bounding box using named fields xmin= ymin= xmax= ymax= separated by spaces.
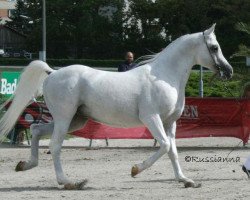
xmin=244 ymin=156 xmax=250 ymax=170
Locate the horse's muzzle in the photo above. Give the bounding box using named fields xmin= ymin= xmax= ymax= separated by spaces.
xmin=217 ymin=63 xmax=233 ymax=80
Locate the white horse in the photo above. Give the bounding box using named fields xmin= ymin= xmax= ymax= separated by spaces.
xmin=0 ymin=24 xmax=232 ymax=189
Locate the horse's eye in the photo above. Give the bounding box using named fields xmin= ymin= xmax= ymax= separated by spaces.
xmin=211 ymin=45 xmax=218 ymax=52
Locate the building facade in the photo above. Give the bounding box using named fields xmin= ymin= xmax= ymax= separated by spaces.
xmin=0 ymin=0 xmax=16 ymax=25
xmin=0 ymin=0 xmax=27 ymax=57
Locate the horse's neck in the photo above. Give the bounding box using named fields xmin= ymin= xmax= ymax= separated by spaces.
xmin=152 ymin=34 xmax=199 ymax=92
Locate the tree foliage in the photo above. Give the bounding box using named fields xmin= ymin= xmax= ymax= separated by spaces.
xmin=5 ymin=0 xmax=250 ymax=59
xmin=126 ymin=0 xmax=250 ymax=58
xmin=6 ymin=0 xmax=33 ymax=35
xmin=7 ymin=0 xmax=125 ymax=58
xmin=233 ymin=22 xmax=250 ymax=57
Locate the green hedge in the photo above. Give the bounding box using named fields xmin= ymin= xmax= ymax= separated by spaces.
xmin=0 ymin=58 xmax=123 ymax=68
xmin=47 ymin=59 xmax=123 ymax=68
xmin=185 ymin=71 xmax=243 ymax=97
xmin=231 ymin=61 xmax=250 ymax=73
xmin=0 ymin=58 xmax=248 ymax=70
xmin=0 ymin=58 xmax=30 ymax=66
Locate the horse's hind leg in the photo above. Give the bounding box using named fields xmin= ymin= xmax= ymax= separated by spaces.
xmin=50 ymin=113 xmax=87 ymax=190
xmin=16 ymin=110 xmax=87 ymax=172
xmin=16 ymin=122 xmax=54 ymax=171
xmin=49 ymin=120 xmax=71 ymax=185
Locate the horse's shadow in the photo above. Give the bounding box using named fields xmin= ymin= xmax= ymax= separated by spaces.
xmin=0 ymin=186 xmax=59 ymax=192
xmin=0 ymin=186 xmax=96 ymax=192
xmin=126 ymin=177 xmax=244 ymax=184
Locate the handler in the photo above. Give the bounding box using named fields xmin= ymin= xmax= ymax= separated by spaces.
xmin=118 ymin=51 xmax=137 ymax=72
xmin=242 ymin=158 xmax=250 ymax=178
xmin=241 ymin=82 xmax=250 ymax=178
xmin=241 ymin=82 xmax=250 ymax=98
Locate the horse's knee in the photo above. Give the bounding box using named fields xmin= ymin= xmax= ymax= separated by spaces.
xmin=49 ymin=139 xmax=64 ymax=156
xmin=49 ymin=143 xmax=59 ymax=155
xmin=167 ymin=138 xmax=178 ymax=159
xmin=159 ymin=139 xmax=170 ymax=153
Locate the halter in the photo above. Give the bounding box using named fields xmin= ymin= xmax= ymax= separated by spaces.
xmin=202 ymin=32 xmax=223 ymax=77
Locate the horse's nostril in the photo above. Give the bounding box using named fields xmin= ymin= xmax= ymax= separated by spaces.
xmin=226 ymin=70 xmax=233 ymax=79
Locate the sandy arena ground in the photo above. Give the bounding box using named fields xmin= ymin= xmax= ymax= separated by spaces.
xmin=0 ymin=137 xmax=250 ymax=200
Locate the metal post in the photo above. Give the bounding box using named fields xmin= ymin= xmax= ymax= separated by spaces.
xmin=42 ymin=0 xmax=46 ymax=62
xmin=199 ymin=66 xmax=203 ymax=97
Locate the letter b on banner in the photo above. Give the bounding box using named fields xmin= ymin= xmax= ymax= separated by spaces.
xmin=0 ymin=72 xmax=20 ymax=97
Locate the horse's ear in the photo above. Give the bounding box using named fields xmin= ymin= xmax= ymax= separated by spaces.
xmin=204 ymin=23 xmax=216 ymax=36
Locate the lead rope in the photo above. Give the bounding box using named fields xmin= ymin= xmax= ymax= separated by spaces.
xmin=222 ymin=81 xmax=246 ymax=158
xmin=220 ymin=83 xmax=248 ymax=180
xmin=222 ymin=81 xmax=242 ymax=106
xmin=208 ymin=76 xmax=245 ymax=158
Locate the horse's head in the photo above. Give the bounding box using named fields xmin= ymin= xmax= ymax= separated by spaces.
xmin=196 ymin=24 xmax=233 ymax=79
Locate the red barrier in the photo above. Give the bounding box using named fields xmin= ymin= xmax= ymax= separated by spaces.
xmin=5 ymin=101 xmax=53 ymax=128
xmin=73 ymin=98 xmax=250 ymax=144
xmin=6 ymin=98 xmax=250 ymax=144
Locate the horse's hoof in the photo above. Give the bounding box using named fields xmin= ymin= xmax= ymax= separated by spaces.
xmin=184 ymin=181 xmax=202 ymax=188
xmin=64 ymin=183 xmax=76 ymax=190
xmin=131 ymin=165 xmax=139 ymax=177
xmin=64 ymin=179 xmax=88 ymax=190
xmin=15 ymin=161 xmax=26 ymax=171
xmin=75 ymin=179 xmax=88 ymax=190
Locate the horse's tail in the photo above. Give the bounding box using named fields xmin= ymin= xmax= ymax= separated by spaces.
xmin=0 ymin=60 xmax=54 ymax=142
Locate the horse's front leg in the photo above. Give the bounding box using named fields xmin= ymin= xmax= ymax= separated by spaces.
xmin=131 ymin=114 xmax=170 ymax=177
xmin=165 ymin=122 xmax=201 ymax=188
xmin=16 ymin=122 xmax=54 ymax=171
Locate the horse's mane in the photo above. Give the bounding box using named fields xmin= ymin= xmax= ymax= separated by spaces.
xmin=136 ymin=34 xmax=190 ymax=66
xmin=136 ymin=53 xmax=161 ymax=66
